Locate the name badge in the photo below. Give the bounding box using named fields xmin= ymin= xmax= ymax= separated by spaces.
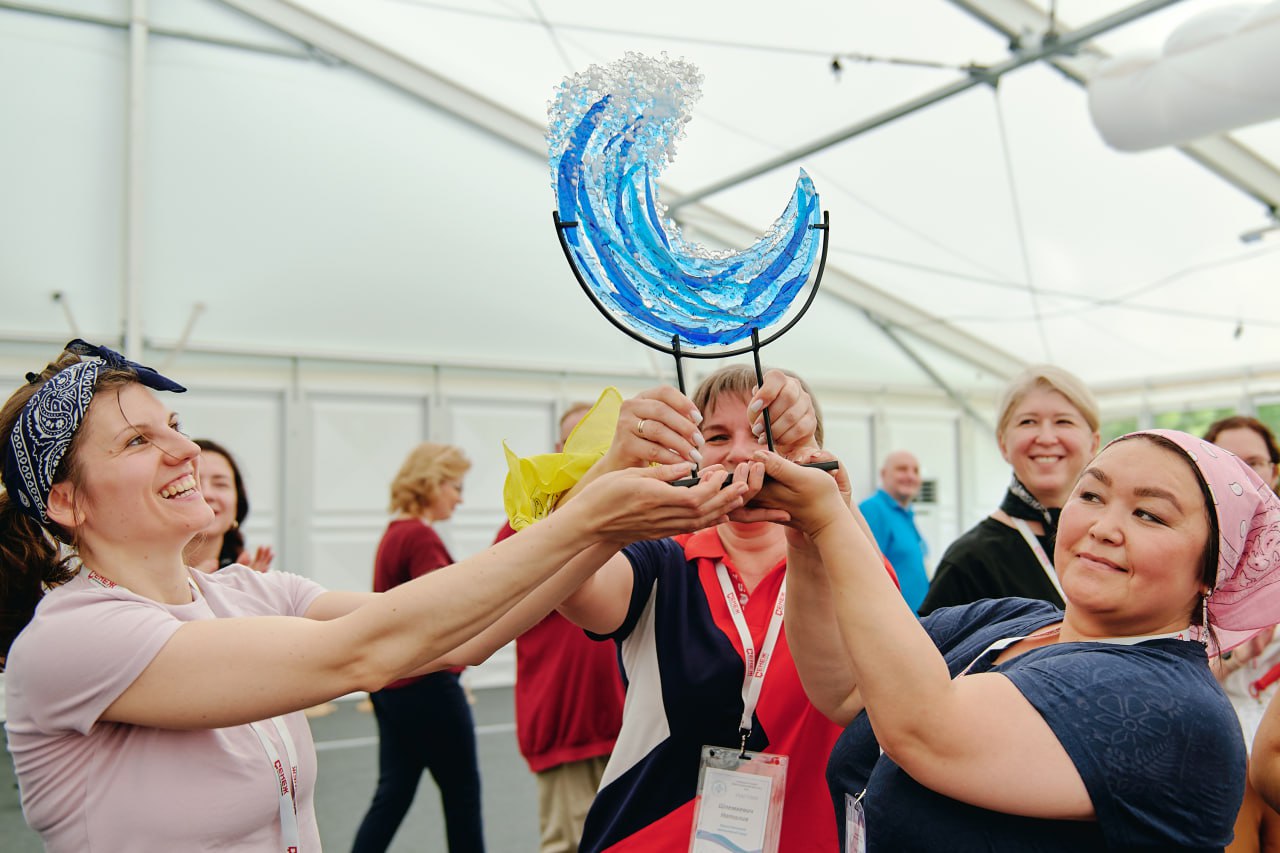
xmin=845 ymin=791 xmax=866 ymax=853
xmin=689 ymin=745 xmax=787 ymax=853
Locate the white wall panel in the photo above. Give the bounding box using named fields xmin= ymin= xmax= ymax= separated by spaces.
xmin=307 ymin=393 xmax=426 ymax=590
xmin=950 ymin=413 xmax=1012 ymax=562
xmin=967 ymin=422 xmax=1013 ymax=526
xmin=309 ymin=531 xmax=381 ymax=599
xmin=309 ymin=394 xmax=426 ymax=515
xmin=178 ymin=388 xmax=284 ymax=556
xmin=821 ymin=408 xmax=875 ymax=500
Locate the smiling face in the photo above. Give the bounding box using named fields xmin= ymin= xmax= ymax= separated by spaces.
xmin=1056 ymin=438 xmax=1210 ymax=637
xmin=47 ymin=382 xmax=212 ymax=555
xmin=881 ymin=451 xmax=922 ymax=505
xmin=700 ymin=391 xmax=784 ymax=538
xmin=998 ymin=388 xmax=1100 ymax=509
xmin=197 ymin=450 xmax=239 ymax=538
xmin=700 ymin=392 xmax=758 ymax=470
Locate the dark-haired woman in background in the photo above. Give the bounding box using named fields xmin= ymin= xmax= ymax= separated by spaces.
xmin=184 ymin=438 xmax=274 ymax=573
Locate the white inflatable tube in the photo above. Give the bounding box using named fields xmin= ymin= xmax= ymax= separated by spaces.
xmin=1088 ymin=2 xmax=1280 ymax=151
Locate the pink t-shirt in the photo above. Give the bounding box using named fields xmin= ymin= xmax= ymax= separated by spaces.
xmin=4 ymin=565 xmax=327 ymax=852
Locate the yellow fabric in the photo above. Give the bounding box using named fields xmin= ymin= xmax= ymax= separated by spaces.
xmin=502 ymin=387 xmax=622 ymax=531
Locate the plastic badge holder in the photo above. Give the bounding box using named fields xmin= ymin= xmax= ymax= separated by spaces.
xmin=689 ymin=746 xmax=787 ymax=853
xmin=845 ymin=790 xmax=867 ymax=853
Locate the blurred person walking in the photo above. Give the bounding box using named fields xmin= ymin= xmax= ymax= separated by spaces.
xmin=352 ymin=443 xmax=484 ymax=853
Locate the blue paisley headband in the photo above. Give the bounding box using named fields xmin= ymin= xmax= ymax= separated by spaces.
xmin=2 ymin=340 xmax=185 ymax=525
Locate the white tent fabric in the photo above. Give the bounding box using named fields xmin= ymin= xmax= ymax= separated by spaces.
xmin=5 ymin=0 xmax=1280 ymax=396
xmin=237 ymin=0 xmax=1280 ymax=388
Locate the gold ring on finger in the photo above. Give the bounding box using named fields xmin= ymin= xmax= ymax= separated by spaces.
xmin=637 ymin=418 xmax=647 ymax=437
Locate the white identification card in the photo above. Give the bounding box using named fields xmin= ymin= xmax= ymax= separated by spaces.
xmin=690 ymin=746 xmax=787 ymax=853
xmin=845 ymin=791 xmax=866 ymax=853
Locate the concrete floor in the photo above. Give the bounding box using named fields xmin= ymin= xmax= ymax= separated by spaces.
xmin=2 ymin=687 xmax=541 ymax=852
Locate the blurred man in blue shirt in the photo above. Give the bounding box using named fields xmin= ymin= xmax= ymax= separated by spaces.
xmin=858 ymin=450 xmax=930 ymax=612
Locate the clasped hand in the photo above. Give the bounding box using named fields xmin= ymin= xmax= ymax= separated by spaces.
xmin=733 ymin=449 xmax=850 ymax=537
xmin=575 ymin=461 xmax=755 ymax=545
xmin=601 ymin=369 xmax=819 ymax=470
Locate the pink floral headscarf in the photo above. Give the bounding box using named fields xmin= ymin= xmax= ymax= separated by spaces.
xmin=1118 ymin=430 xmax=1280 ymax=653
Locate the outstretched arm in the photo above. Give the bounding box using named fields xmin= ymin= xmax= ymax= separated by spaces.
xmin=774 ymin=449 xmax=866 ymax=724
xmin=784 ymin=528 xmax=865 ymax=725
xmin=101 ymin=462 xmax=747 ymax=730
xmin=753 ymin=451 xmax=1092 ymax=820
xmin=556 ymin=461 xmax=765 ymax=636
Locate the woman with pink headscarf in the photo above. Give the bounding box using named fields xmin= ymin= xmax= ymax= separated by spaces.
xmin=753 ymin=429 xmax=1280 ymax=851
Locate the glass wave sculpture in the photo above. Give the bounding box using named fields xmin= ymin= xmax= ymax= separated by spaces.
xmin=548 ymin=52 xmax=823 ymax=350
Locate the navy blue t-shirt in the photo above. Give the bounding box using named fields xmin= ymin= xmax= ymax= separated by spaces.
xmin=826 ymin=598 xmax=1245 ymax=852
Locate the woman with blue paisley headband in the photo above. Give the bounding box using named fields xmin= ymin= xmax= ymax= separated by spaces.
xmin=0 ymin=340 xmax=756 ymax=852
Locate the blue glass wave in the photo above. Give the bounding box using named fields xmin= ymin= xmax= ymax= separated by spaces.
xmin=548 ymin=53 xmax=822 ymax=349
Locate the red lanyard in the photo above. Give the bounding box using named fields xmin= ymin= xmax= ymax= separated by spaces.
xmin=716 ymin=563 xmax=786 ymax=744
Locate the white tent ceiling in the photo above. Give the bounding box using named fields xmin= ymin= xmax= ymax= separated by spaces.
xmin=4 ymin=0 xmax=1280 ymax=402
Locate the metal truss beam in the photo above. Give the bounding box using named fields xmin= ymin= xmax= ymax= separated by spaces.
xmin=668 ymin=0 xmax=1186 ymax=213
xmin=218 ymin=0 xmax=547 ymax=159
xmin=949 ymin=0 xmax=1280 ymax=211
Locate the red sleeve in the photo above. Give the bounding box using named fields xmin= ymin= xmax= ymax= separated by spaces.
xmin=403 ymin=524 xmax=453 ymax=581
xmin=373 ymin=520 xmax=454 ymax=593
xmin=493 ymin=522 xmax=517 ymax=545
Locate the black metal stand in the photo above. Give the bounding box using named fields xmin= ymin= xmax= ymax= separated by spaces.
xmin=672 ymin=334 xmax=686 ymax=396
xmin=750 ymin=328 xmax=774 ymax=452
